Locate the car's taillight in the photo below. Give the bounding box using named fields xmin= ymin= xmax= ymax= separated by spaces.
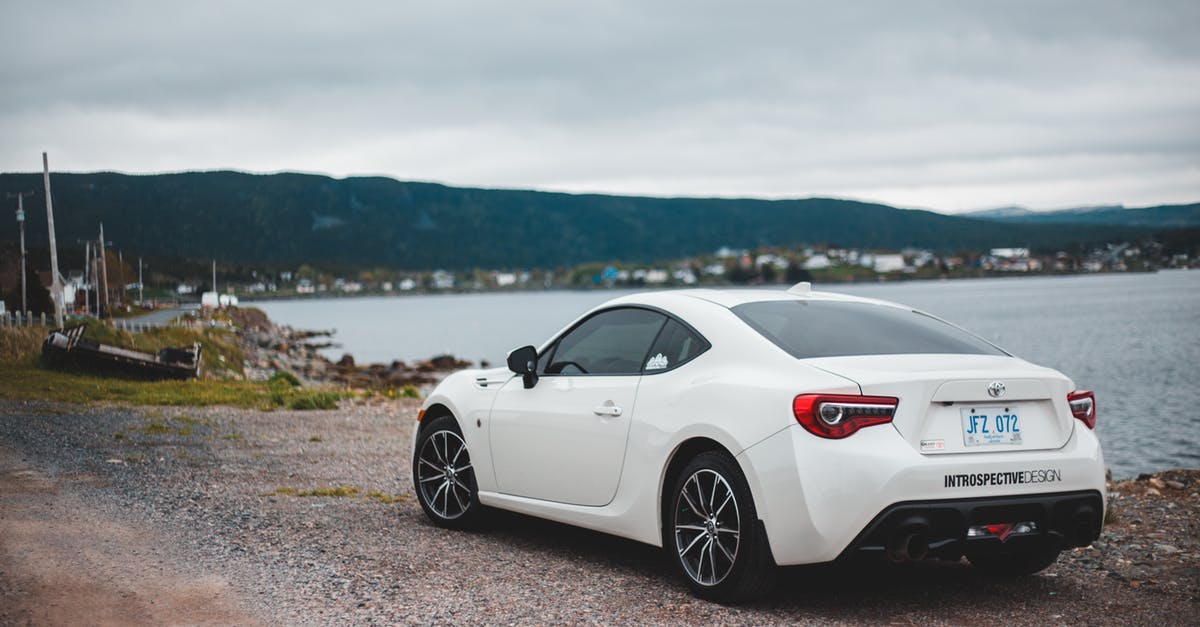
xmin=1068 ymin=390 xmax=1096 ymax=429
xmin=793 ymin=394 xmax=899 ymax=439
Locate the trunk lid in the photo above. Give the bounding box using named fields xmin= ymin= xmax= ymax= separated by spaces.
xmin=805 ymin=354 xmax=1076 ymax=454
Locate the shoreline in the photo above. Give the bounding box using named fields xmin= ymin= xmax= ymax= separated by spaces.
xmin=236 ymin=267 xmax=1165 ymax=304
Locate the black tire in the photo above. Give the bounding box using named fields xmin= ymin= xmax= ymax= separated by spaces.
xmin=412 ymin=415 xmax=483 ymax=529
xmin=665 ymin=451 xmax=775 ymax=603
xmin=968 ymin=541 xmax=1061 ymax=577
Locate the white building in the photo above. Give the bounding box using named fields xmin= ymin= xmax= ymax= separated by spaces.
xmin=755 ymin=254 xmax=789 ymax=269
xmin=673 ymin=268 xmax=698 ymax=285
xmin=432 ymin=270 xmax=455 ymax=290
xmin=990 ymin=247 xmax=1030 ymax=259
xmin=873 ymin=254 xmax=907 ymax=273
xmin=803 ymin=254 xmax=830 ymax=270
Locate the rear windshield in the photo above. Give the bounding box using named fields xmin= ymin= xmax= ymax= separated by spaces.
xmin=731 ymin=300 xmax=1007 ymax=359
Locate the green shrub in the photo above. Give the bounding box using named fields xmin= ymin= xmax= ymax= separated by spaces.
xmin=400 ymin=384 xmax=421 ymax=398
xmin=285 ymin=390 xmax=341 ymax=410
xmin=268 ymin=370 xmax=302 ymax=388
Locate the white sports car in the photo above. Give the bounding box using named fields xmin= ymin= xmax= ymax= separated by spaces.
xmin=412 ymin=284 xmax=1105 ymax=602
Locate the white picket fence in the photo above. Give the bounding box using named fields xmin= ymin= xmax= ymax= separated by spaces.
xmin=0 ymin=311 xmax=48 ymax=327
xmin=0 ymin=312 xmax=163 ymax=332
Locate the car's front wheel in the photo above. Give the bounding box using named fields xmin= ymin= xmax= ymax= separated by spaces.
xmin=413 ymin=415 xmax=482 ymax=529
xmin=666 ymin=451 xmax=774 ymax=603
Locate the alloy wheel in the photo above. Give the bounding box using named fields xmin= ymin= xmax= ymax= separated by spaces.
xmin=674 ymin=468 xmax=741 ymax=586
xmin=416 ymin=429 xmax=474 ymax=520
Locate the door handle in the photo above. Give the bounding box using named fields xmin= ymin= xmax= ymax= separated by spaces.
xmin=593 ymin=404 xmax=623 ymax=417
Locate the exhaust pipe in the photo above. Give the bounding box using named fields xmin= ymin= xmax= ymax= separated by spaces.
xmin=887 ymin=530 xmax=930 ymax=562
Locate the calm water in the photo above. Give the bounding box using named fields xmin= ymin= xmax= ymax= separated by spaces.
xmin=253 ymin=271 xmax=1200 ymax=478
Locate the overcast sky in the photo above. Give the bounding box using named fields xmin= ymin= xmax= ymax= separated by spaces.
xmin=2 ymin=1 xmax=1197 ymax=213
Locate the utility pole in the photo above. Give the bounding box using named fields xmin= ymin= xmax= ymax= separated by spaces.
xmin=117 ymin=250 xmax=127 ymax=309
xmin=138 ymin=256 xmax=144 ymax=305
xmin=7 ymin=191 xmax=33 ymax=313
xmin=98 ymin=223 xmax=110 ymax=318
xmin=212 ymin=259 xmax=217 ymax=294
xmin=42 ymin=153 xmax=64 ymax=327
xmin=83 ymin=241 xmax=90 ymax=316
xmin=91 ymin=242 xmax=100 ymax=316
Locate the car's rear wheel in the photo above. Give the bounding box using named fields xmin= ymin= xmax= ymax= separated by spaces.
xmin=413 ymin=415 xmax=482 ymax=529
xmin=666 ymin=451 xmax=774 ymax=603
xmin=968 ymin=541 xmax=1061 ymax=577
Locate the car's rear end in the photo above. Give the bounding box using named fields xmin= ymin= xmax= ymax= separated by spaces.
xmin=728 ymin=291 xmax=1106 ymax=571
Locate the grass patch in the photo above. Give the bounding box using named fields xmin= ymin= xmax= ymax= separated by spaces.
xmin=268 ymin=370 xmax=302 ymax=388
xmin=265 ymin=369 xmax=342 ymax=410
xmin=139 ymin=419 xmax=193 ymax=437
xmin=399 ymin=384 xmax=421 ymax=399
xmin=281 ymin=390 xmax=340 ymax=410
xmin=308 ymin=435 xmax=322 ymax=442
xmin=0 ymin=358 xmax=272 ymax=407
xmin=267 ymin=485 xmax=361 ymax=498
xmin=264 ymin=485 xmax=409 ymax=504
xmin=0 ymin=356 xmax=344 ymax=410
xmin=380 ymin=384 xmax=423 ymax=400
xmin=143 ymin=420 xmax=172 ymax=434
xmin=366 ymin=490 xmax=409 ymax=504
xmin=174 ymin=414 xmax=212 ymax=426
xmin=0 ymin=326 xmax=45 ymax=361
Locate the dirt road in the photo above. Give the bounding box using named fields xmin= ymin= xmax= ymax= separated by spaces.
xmin=0 ymin=399 xmax=1195 ymax=624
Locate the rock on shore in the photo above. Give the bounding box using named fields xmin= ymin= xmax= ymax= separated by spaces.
xmin=1094 ymin=469 xmax=1200 ymax=597
xmin=229 ymin=307 xmax=473 ymax=391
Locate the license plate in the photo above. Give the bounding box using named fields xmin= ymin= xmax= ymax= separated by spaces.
xmin=961 ymin=406 xmax=1023 ymax=446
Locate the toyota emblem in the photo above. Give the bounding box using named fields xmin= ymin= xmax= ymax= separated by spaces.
xmin=987 ymin=381 xmax=1007 ymax=398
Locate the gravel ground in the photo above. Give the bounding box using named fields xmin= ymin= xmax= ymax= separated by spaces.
xmin=1 ymin=398 xmax=1196 ymax=625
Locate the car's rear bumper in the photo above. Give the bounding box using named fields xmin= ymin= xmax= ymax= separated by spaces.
xmin=836 ymin=489 xmax=1103 ymax=562
xmin=736 ymin=422 xmax=1106 ymax=566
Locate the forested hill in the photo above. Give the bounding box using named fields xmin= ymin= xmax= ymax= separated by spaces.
xmin=964 ymin=203 xmax=1200 ymax=228
xmin=0 ymin=170 xmax=1176 ymax=270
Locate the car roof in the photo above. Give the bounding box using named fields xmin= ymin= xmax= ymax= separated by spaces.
xmin=602 ymin=284 xmax=908 ymax=313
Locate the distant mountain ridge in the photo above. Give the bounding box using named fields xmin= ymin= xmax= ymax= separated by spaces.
xmin=964 ymin=203 xmax=1200 ymax=227
xmin=0 ymin=170 xmax=1191 ymax=270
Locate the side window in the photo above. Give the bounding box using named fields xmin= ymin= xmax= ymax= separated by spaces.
xmin=544 ymin=308 xmax=666 ymax=375
xmin=643 ymin=319 xmax=709 ymax=373
xmin=537 ymin=342 xmax=557 ymax=375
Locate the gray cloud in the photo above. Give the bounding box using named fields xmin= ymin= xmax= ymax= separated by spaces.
xmin=2 ymin=1 xmax=1197 ymax=211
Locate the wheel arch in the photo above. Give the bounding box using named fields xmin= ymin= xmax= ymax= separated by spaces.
xmin=417 ymin=402 xmax=456 ymax=438
xmin=658 ymin=436 xmax=738 ymax=546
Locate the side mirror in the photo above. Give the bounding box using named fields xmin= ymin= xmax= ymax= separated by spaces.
xmin=506 ymin=345 xmax=539 ymax=389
